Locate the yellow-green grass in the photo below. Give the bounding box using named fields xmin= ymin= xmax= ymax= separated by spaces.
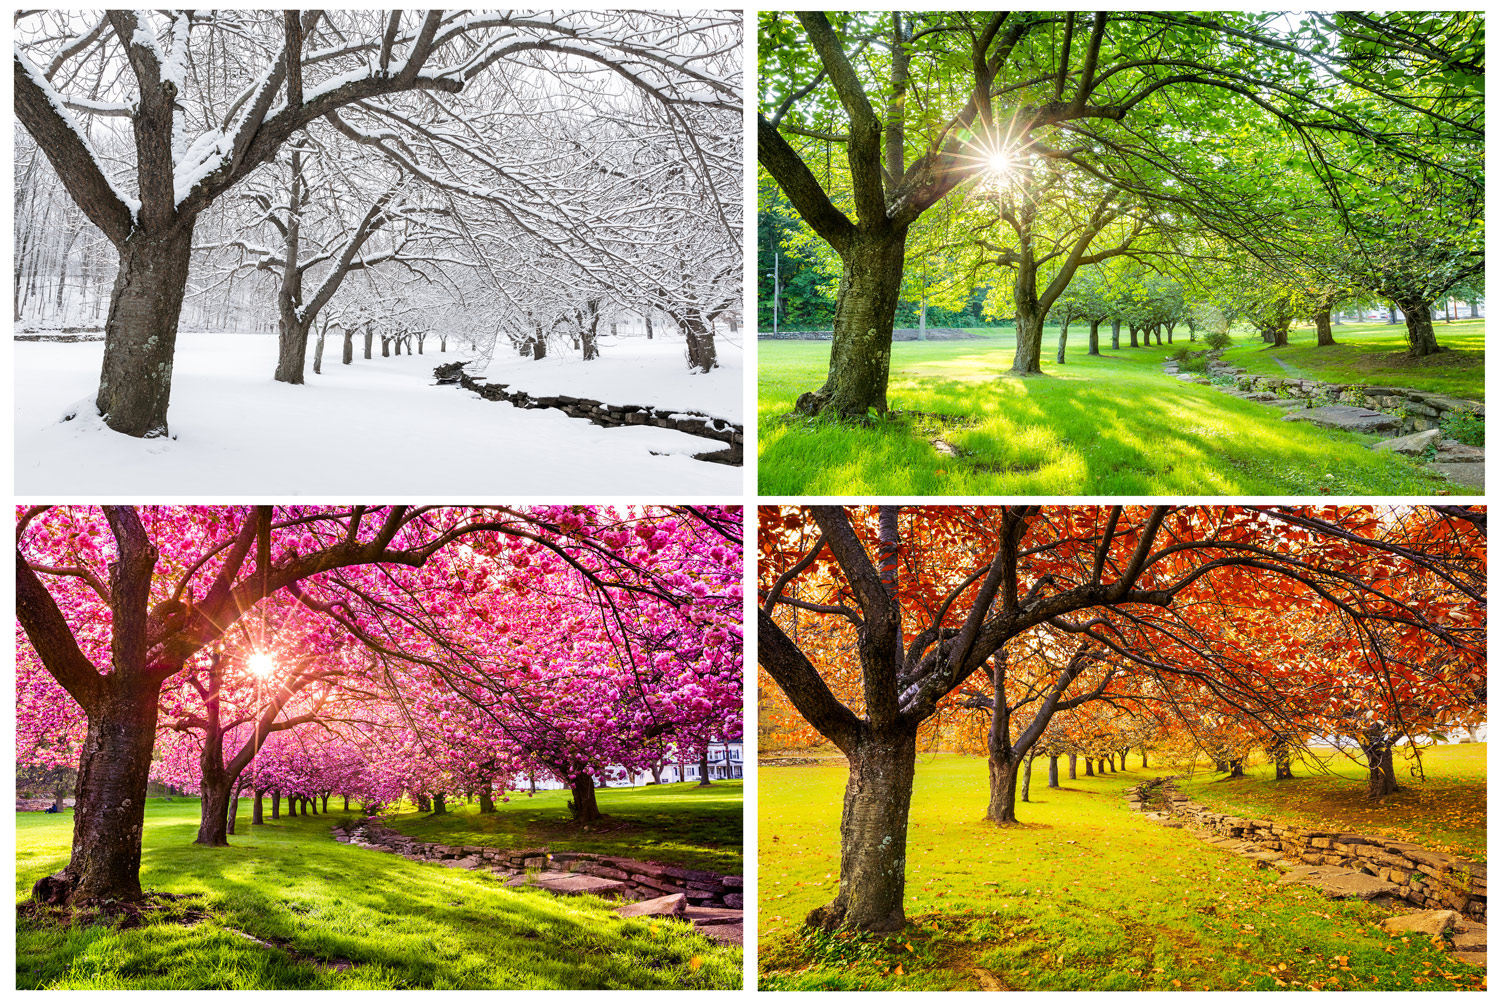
xmin=758 ymin=329 xmax=1470 ymax=496
xmin=759 ymin=751 xmax=1485 ymax=991
xmin=1222 ymin=319 xmax=1484 ymax=400
xmin=18 ymin=797 xmax=740 ymax=989
xmin=384 ymin=780 xmax=743 ymax=874
xmin=1180 ymin=743 xmax=1485 ymax=863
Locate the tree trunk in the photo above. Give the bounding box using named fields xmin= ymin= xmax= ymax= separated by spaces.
xmin=440 ymin=335 xmax=447 ymax=352
xmin=432 ymin=792 xmax=446 ymax=815
xmin=1362 ymin=727 xmax=1402 ymax=798
xmin=1469 ymin=300 xmax=1479 ymax=319
xmin=1084 ymin=757 xmax=1094 ymax=776
xmin=805 ymin=726 xmax=917 ymax=933
xmin=1229 ymin=759 xmax=1245 ymax=778
xmin=1128 ymin=324 xmax=1139 ymax=348
xmin=342 ymin=328 xmax=354 ymax=365
xmin=1055 ymin=321 xmax=1069 ymax=364
xmin=363 ymin=329 xmax=374 ymax=359
xmin=342 ymin=795 xmax=350 ymax=811
xmin=381 ymin=336 xmax=390 ymax=357
xmin=272 ymin=790 xmax=281 ymax=819
xmin=252 ymin=787 xmax=264 ymax=826
xmin=274 ymin=309 xmax=311 ymax=384
xmin=1314 ymin=309 xmax=1337 ymax=346
xmin=1110 ymin=318 xmax=1121 ymax=350
xmin=226 ymin=779 xmax=242 ymax=836
xmin=1118 ymin=751 xmax=1127 ymax=771
xmin=1068 ymin=753 xmax=1077 ymax=779
xmin=1011 ymin=298 xmax=1046 ymax=375
xmin=312 ymin=328 xmax=326 ymax=375
xmin=1019 ymin=753 xmax=1034 ymax=803
xmin=1396 ymin=297 xmax=1441 ymax=356
xmin=698 ymin=745 xmax=712 ymax=786
xmin=1087 ymin=318 xmax=1101 ymax=356
xmin=683 ymin=314 xmax=717 ymax=372
xmin=645 ymin=314 xmax=653 ymax=339
xmin=32 ymin=688 xmax=163 ymax=905
xmin=479 ymin=788 xmax=496 ymax=813
xmin=1140 ymin=748 xmax=1148 ymax=768
xmin=795 ymin=227 xmax=909 ymax=417
xmin=570 ymin=773 xmax=601 ymax=823
xmin=95 ymin=225 xmax=197 ymax=438
xmin=1048 ymin=754 xmax=1060 ymax=788
xmin=321 ymin=792 xmax=330 ymax=812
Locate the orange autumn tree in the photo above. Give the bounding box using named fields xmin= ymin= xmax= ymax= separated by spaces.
xmin=758 ymin=505 xmax=1485 ymax=934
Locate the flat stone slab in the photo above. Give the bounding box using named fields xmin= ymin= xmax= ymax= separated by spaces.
xmin=1431 ymin=462 xmax=1484 ymax=489
xmin=505 ymin=871 xmax=627 ymax=897
xmin=1381 ymin=909 xmax=1460 ymax=936
xmin=1282 ymin=405 xmax=1402 ymax=435
xmin=1453 ymin=949 xmax=1486 ymax=969
xmin=1279 ymin=865 xmax=1399 ymax=900
xmin=616 ymin=893 xmax=686 ymax=918
xmin=1372 ymin=428 xmax=1441 ymax=456
xmin=684 ymin=906 xmax=743 ymax=927
xmin=694 ymin=922 xmax=743 ymax=947
xmin=1436 ymin=439 xmax=1484 ymax=463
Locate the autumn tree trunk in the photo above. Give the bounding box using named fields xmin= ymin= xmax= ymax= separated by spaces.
xmin=1084 ymin=757 xmax=1094 ymax=776
xmin=805 ymin=726 xmax=916 ymax=933
xmin=1361 ymin=725 xmax=1402 ymax=798
xmin=794 ymin=229 xmax=909 ymax=417
xmin=1395 ymin=297 xmax=1441 ymax=356
xmin=1139 ymin=748 xmax=1148 ymax=768
xmin=95 ymin=226 xmax=197 ymax=438
xmin=1068 ymin=754 xmax=1077 ymax=779
xmin=570 ymin=773 xmax=601 ymax=823
xmin=1019 ymin=752 xmax=1034 ymax=803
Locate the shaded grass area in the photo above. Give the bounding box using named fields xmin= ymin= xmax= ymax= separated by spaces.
xmin=1222 ymin=320 xmax=1484 ymax=400
xmin=18 ymin=798 xmax=739 ymax=989
xmin=758 ymin=328 xmax=1466 ymax=496
xmin=759 ymin=752 xmax=1485 ymax=991
xmin=384 ymin=780 xmax=743 ymax=875
xmin=1181 ymin=743 xmax=1486 ymax=863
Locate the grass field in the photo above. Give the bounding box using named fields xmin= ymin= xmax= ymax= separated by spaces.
xmin=17 ymin=797 xmax=740 ymax=989
xmin=759 ymin=749 xmax=1485 ymax=991
xmin=1222 ymin=319 xmax=1484 ymax=400
xmin=384 ymin=780 xmax=743 ymax=874
xmin=1181 ymin=742 xmax=1485 ymax=862
xmin=758 ymin=325 xmax=1479 ymax=496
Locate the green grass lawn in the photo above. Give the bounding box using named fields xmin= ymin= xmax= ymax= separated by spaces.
xmin=1222 ymin=319 xmax=1484 ymax=400
xmin=1181 ymin=743 xmax=1485 ymax=863
xmin=758 ymin=327 xmax=1479 ymax=496
xmin=384 ymin=780 xmax=743 ymax=875
xmin=759 ymin=750 xmax=1485 ymax=991
xmin=18 ymin=797 xmax=740 ymax=989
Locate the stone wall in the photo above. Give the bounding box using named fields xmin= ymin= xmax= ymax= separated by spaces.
xmin=335 ymin=817 xmax=742 ymax=908
xmin=1128 ymin=778 xmax=1485 ymax=922
xmin=1164 ymin=350 xmax=1485 ymax=436
xmin=432 ymin=361 xmax=742 ymax=465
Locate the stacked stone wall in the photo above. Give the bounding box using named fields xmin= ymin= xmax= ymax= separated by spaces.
xmin=1128 ymin=778 xmax=1485 ymax=922
xmin=335 ymin=817 xmax=741 ymax=908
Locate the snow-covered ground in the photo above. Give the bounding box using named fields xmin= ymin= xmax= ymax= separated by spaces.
xmin=15 ymin=333 xmax=743 ymax=495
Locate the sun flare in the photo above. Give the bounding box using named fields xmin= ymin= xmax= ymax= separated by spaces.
xmin=247 ymin=651 xmax=276 ymax=677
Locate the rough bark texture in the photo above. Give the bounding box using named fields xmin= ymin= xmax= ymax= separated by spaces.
xmin=1011 ymin=300 xmax=1046 ymax=375
xmin=1087 ymin=318 xmax=1101 ymax=355
xmin=1068 ymin=753 xmax=1077 ymax=779
xmin=1048 ymin=754 xmax=1060 ymax=788
xmin=275 ymin=312 xmax=310 ymax=384
xmin=805 ymin=727 xmax=916 ymax=934
xmin=1055 ymin=322 xmax=1070 ymax=364
xmin=196 ymin=773 xmax=234 ymax=846
xmin=432 ymin=792 xmax=447 ymax=815
xmin=987 ymin=756 xmax=1020 ymax=821
xmin=1314 ymin=310 xmax=1337 ymax=346
xmin=795 ymin=229 xmax=908 ymax=416
xmin=570 ymin=773 xmax=601 ymax=823
xmin=33 ymin=685 xmax=163 ymax=905
xmin=252 ymin=787 xmax=264 ymax=825
xmin=95 ymin=225 xmax=196 ymax=438
xmin=1397 ymin=298 xmax=1442 ymax=356
xmin=683 ymin=314 xmax=718 ymax=373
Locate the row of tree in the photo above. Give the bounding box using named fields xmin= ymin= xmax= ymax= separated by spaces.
xmin=757 ymin=11 xmax=1483 ymax=413
xmin=758 ymin=505 xmax=1485 ymax=932
xmin=16 ymin=10 xmax=743 ymax=437
xmin=18 ymin=505 xmax=744 ymax=906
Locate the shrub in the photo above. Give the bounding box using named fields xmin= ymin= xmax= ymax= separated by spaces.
xmin=1441 ymin=408 xmax=1485 ymax=447
xmin=1169 ymin=346 xmax=1193 ymax=362
xmin=1203 ymin=331 xmax=1233 ymax=350
xmin=1179 ymin=356 xmax=1208 ymax=373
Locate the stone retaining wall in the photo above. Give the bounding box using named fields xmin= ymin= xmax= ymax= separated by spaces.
xmin=1165 ymin=350 xmax=1485 ymax=436
xmin=335 ymin=817 xmax=742 ymax=908
xmin=1129 ymin=778 xmax=1486 ymax=921
xmin=432 ymin=361 xmax=742 ymax=465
